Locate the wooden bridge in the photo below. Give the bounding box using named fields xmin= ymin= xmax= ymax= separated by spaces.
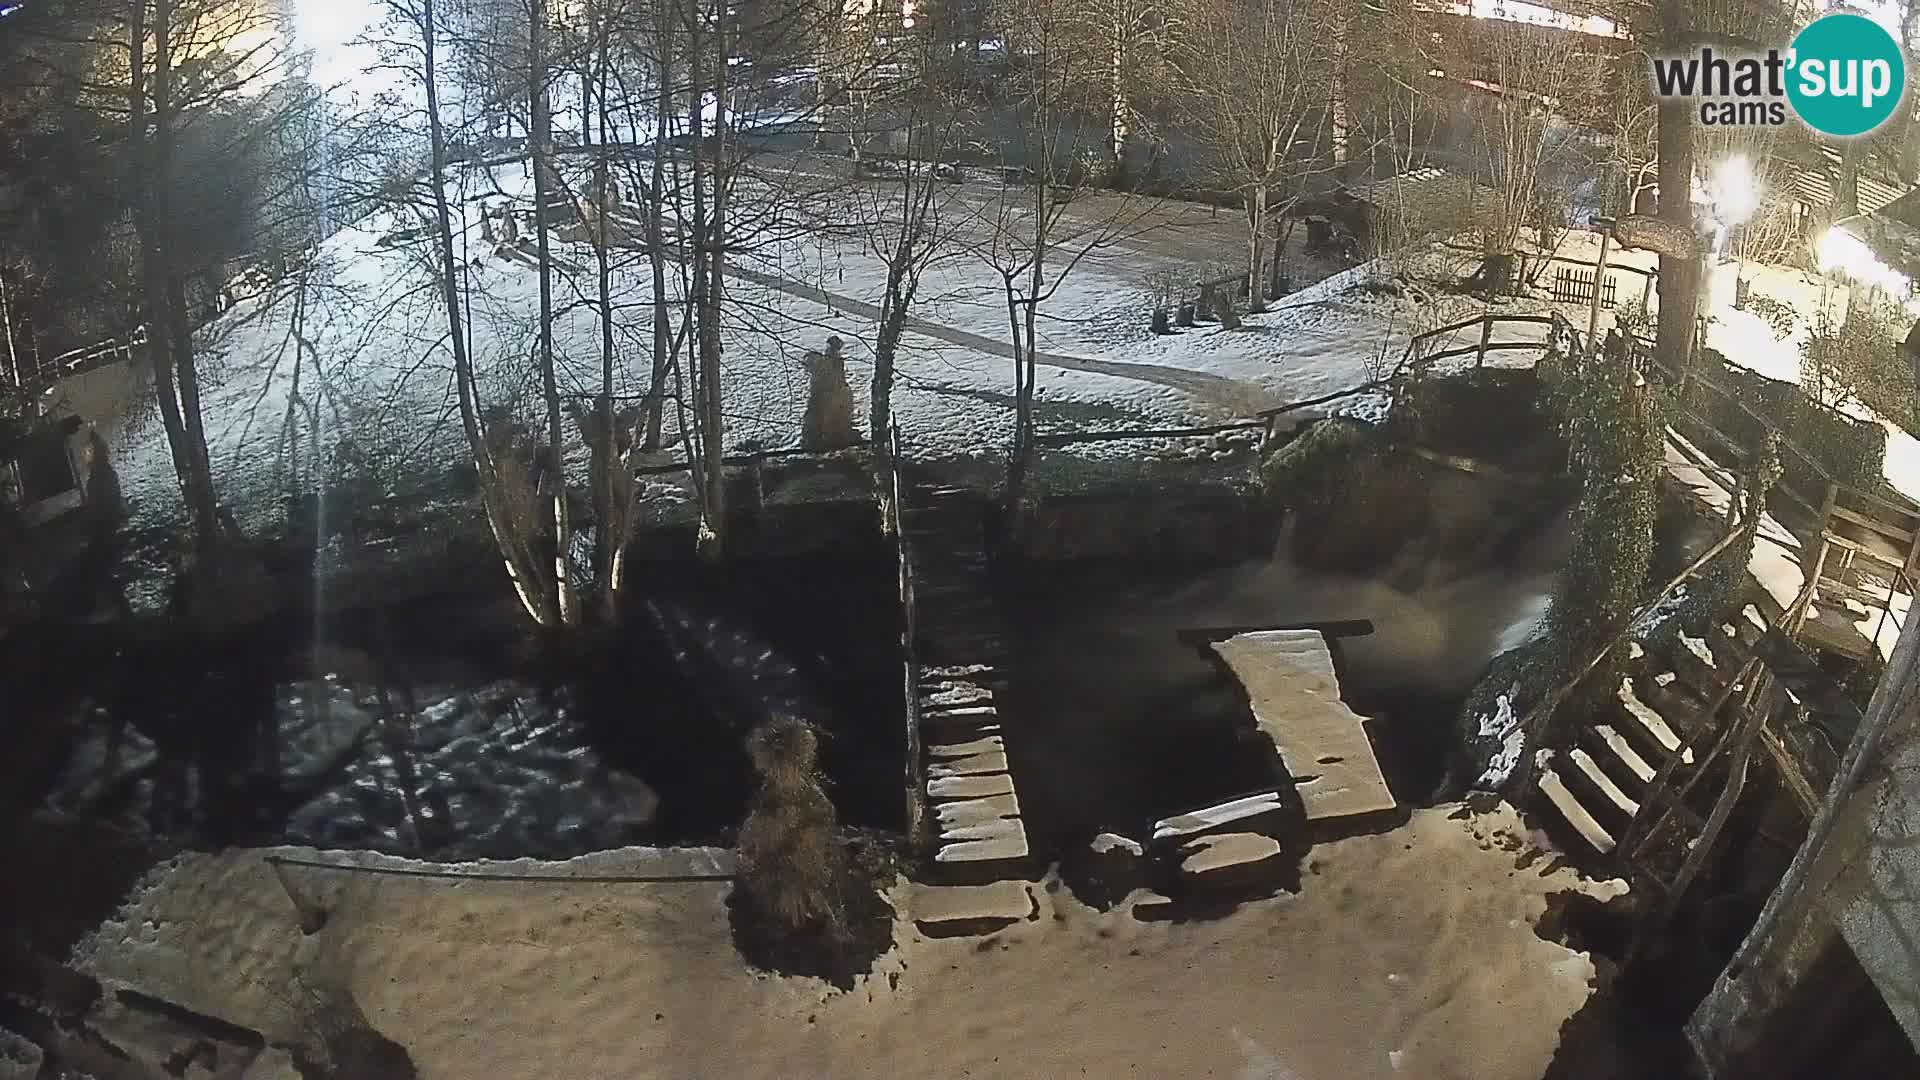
xmin=15 ymin=327 xmax=147 ymax=392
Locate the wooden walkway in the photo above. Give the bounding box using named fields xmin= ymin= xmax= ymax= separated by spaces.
xmin=1210 ymin=631 xmax=1396 ymax=823
xmin=899 ymin=478 xmax=1031 ymax=881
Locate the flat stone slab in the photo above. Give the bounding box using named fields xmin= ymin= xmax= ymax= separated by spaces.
xmin=929 ymin=735 xmax=1004 ymax=759
xmin=934 ymin=825 xmax=1029 ymax=863
xmin=1152 ymin=791 xmax=1286 ymax=843
xmin=1179 ymin=832 xmax=1284 ymax=876
xmin=1212 ymin=631 xmax=1396 ymax=822
xmin=924 ymin=685 xmax=994 ymax=708
xmin=928 ymin=750 xmax=1009 ymax=778
xmin=910 ymin=881 xmax=1036 ymax=927
xmin=935 ymin=793 xmax=1022 ymax=829
xmin=928 ymin=773 xmax=1015 ymax=800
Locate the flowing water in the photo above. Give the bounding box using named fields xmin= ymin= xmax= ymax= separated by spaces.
xmin=28 ymin=554 xmax=904 ymax=861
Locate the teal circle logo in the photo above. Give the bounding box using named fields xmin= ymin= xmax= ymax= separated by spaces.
xmin=1787 ymin=13 xmax=1906 ymax=137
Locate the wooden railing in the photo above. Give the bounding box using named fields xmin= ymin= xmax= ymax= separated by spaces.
xmin=1030 ymin=420 xmax=1266 ymax=449
xmin=1252 ymin=310 xmax=1580 ymax=442
xmin=884 ymin=420 xmax=926 ymax=850
xmin=23 ymin=326 xmax=147 ymax=387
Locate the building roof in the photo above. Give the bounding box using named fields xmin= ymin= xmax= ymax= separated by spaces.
xmin=1791 ymin=144 xmax=1907 ymax=217
xmin=1342 ymin=167 xmax=1503 ymax=236
xmin=1832 ymin=187 xmax=1920 ymax=277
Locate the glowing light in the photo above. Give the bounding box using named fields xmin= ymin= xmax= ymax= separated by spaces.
xmin=1688 ymin=155 xmax=1759 ymax=257
xmin=1705 ymin=155 xmax=1758 ymax=228
xmin=1818 ymin=226 xmax=1914 ymax=298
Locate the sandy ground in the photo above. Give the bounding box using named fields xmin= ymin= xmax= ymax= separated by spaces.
xmin=75 ymin=802 xmax=1623 ymax=1080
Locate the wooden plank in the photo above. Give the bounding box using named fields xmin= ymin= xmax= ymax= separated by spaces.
xmin=1152 ymin=791 xmax=1286 ymax=842
xmin=1541 ymin=766 xmax=1617 ymax=854
xmin=1757 ymin=725 xmax=1824 ymax=816
xmin=1829 ymin=505 xmax=1917 ymax=544
xmin=1753 ymin=629 xmax=1864 ymax=734
xmin=1595 ymin=724 xmax=1656 ymax=784
xmin=1571 ymin=748 xmax=1642 ymax=816
xmin=1617 ymin=678 xmax=1687 ymax=755
xmin=1818 ymin=531 xmax=1906 ymax=571
xmin=1816 ymin=576 xmax=1896 ymax=611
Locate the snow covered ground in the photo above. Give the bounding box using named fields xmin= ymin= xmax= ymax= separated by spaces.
xmin=74 ymin=801 xmax=1625 ymax=1080
xmin=71 ymin=159 xmax=1565 ymax=539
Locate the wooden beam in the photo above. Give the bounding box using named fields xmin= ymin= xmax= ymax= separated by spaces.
xmin=1829 ymin=504 xmax=1917 ymax=544
xmin=1615 ymin=214 xmax=1705 ymax=259
xmin=1178 ymin=620 xmax=1376 ymax=645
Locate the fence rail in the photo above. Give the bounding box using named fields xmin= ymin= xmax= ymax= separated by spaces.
xmin=22 ymin=326 xmax=147 ymax=387
xmin=885 ymin=421 xmax=925 ymax=849
xmin=1252 ymin=310 xmax=1574 ymax=441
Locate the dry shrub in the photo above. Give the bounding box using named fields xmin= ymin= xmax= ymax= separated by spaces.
xmin=737 ymin=717 xmax=846 ymax=936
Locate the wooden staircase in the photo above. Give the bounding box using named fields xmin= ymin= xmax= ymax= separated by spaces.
xmin=1797 ymin=484 xmax=1920 ymax=660
xmin=900 ymin=478 xmax=1031 ymax=880
xmin=1534 ymin=619 xmax=1757 ymax=857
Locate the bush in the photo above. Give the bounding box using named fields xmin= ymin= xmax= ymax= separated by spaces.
xmin=1684 ymin=350 xmax=1887 ymax=498
xmin=1259 ymin=417 xmax=1373 ymax=506
xmin=1801 ymin=300 xmax=1918 ymax=437
xmin=737 ymin=717 xmax=845 ymax=936
xmin=1744 ymin=292 xmax=1798 ymax=341
xmin=1547 ymin=351 xmax=1664 ymax=721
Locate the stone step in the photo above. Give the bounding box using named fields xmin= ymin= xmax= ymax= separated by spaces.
xmin=909 ymin=881 xmax=1037 ymax=937
xmin=1174 ymin=832 xmax=1290 ymax=894
xmin=928 ymin=734 xmax=1004 ymax=759
xmin=933 ymin=818 xmax=1029 ymax=864
xmin=927 ymin=748 xmax=1008 ymax=778
xmin=928 ymin=772 xmax=1014 ymax=800
xmin=1538 ymin=759 xmax=1617 ymax=855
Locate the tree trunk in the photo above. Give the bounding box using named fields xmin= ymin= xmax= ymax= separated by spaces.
xmin=1107 ymin=8 xmax=1129 ymax=185
xmin=874 ymin=255 xmax=910 ymax=450
xmin=1654 ymin=87 xmax=1699 ymax=378
xmin=699 ymin=5 xmax=729 ymax=562
xmin=591 ymin=16 xmax=619 ymax=617
xmin=643 ymin=13 xmax=674 ymax=450
xmin=1835 ymin=139 xmax=1862 ymax=219
xmin=529 ymin=0 xmax=576 ymax=626
xmin=134 ymin=0 xmax=221 ymax=562
xmin=1331 ymin=14 xmax=1350 ymax=177
xmin=423 ymin=0 xmax=553 ymax=627
xmin=1247 ymin=183 xmax=1269 ymax=314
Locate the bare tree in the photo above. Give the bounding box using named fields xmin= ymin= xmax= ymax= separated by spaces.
xmin=375 ymin=0 xmax=561 ymax=626
xmin=525 ymin=0 xmax=578 ymax=624
xmin=1456 ymin=18 xmax=1602 ymax=290
xmin=981 ymin=0 xmax=1159 ymax=509
xmin=126 ymin=0 xmax=296 ymax=565
xmin=1173 ymin=0 xmax=1334 ymax=314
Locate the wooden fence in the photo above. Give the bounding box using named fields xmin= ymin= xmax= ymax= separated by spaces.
xmin=1551 ymin=266 xmax=1619 ymax=308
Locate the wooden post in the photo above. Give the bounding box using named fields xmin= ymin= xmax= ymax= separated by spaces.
xmin=1588 ymin=219 xmax=1615 ymax=347
xmin=1476 ymin=315 xmax=1493 ymax=368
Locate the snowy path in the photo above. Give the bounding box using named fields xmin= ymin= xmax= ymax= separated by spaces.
xmin=723 ymin=258 xmax=1278 ymax=414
